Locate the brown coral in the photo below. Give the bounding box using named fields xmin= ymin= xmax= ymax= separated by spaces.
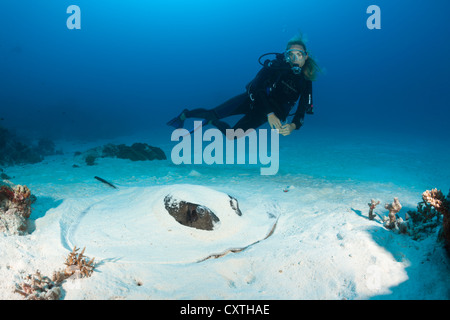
xmin=0 ymin=185 xmax=14 ymax=200
xmin=63 ymin=246 xmax=95 ymax=279
xmin=422 ymin=189 xmax=448 ymax=216
xmin=384 ymin=197 xmax=402 ymax=229
xmin=0 ymin=184 xmax=32 ymax=207
xmin=368 ymin=199 xmax=380 ymax=220
xmin=422 ymin=188 xmax=450 ymax=254
xmin=15 ymin=271 xmax=62 ymax=300
xmin=14 ymin=246 xmax=96 ymax=300
xmin=0 ymin=183 xmax=34 ymax=235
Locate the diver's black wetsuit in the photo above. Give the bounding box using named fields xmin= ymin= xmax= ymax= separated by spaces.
xmin=184 ymin=55 xmax=313 ymax=134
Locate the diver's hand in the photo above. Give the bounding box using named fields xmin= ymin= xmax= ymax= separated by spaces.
xmin=279 ymin=123 xmax=296 ymax=136
xmin=267 ymin=113 xmax=282 ymax=130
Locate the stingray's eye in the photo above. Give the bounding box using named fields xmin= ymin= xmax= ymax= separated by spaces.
xmin=196 ymin=206 xmax=207 ymax=215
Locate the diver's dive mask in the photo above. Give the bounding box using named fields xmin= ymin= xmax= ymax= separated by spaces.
xmin=284 ymin=49 xmax=306 ymax=74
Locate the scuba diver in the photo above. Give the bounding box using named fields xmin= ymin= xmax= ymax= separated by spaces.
xmin=167 ymin=34 xmax=320 ymax=137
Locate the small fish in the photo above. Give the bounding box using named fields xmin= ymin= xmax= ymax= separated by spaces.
xmin=94 ymin=176 xmax=117 ymax=189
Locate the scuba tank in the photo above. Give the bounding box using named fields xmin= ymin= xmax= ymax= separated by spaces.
xmin=246 ymin=53 xmax=287 ymax=102
xmin=246 ymin=52 xmax=314 ymax=115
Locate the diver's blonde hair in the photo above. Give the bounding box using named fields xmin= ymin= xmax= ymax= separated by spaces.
xmin=286 ymin=32 xmax=321 ymax=81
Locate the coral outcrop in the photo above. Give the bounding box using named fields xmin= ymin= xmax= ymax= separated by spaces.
xmin=0 ymin=125 xmax=60 ymax=166
xmin=14 ymin=246 xmax=95 ymax=300
xmin=407 ymin=190 xmax=444 ymax=240
xmin=421 ymin=189 xmax=450 ymax=253
xmin=75 ymin=142 xmax=167 ymax=166
xmin=374 ymin=189 xmax=450 ymax=254
xmin=368 ymin=199 xmax=380 ymax=220
xmin=383 ymin=197 xmax=405 ymax=231
xmin=0 ymin=182 xmax=34 ymax=235
xmin=15 ymin=271 xmax=62 ymax=300
xmin=63 ymin=246 xmax=95 ymax=279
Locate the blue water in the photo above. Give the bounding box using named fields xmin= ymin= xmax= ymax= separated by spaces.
xmin=1 ymin=0 xmax=449 ymax=138
xmin=1 ymin=1 xmax=450 ymax=161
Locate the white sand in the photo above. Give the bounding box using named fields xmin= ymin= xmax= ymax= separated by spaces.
xmin=1 ymin=129 xmax=449 ymax=300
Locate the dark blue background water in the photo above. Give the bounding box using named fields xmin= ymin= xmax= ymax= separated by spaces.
xmin=1 ymin=0 xmax=450 ymax=141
